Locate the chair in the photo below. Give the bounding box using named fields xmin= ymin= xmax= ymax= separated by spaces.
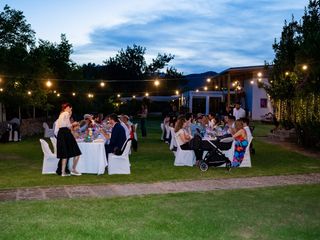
xmin=164 ymin=124 xmax=171 ymax=143
xmin=133 ymin=123 xmax=138 ymax=141
xmin=50 ymin=137 xmax=57 ymax=156
xmin=241 ymin=137 xmax=253 ymax=167
xmin=108 ymin=139 xmax=132 ymax=175
xmin=174 ymin=135 xmax=196 ymax=167
xmin=169 ymin=127 xmax=177 ymax=155
xmin=43 ymin=122 xmax=54 ymax=138
xmin=39 ymin=139 xmax=59 ymax=174
xmin=160 ymin=123 xmax=165 ymax=140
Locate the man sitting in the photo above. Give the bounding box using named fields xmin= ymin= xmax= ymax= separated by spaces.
xmin=100 ymin=113 xmax=126 ymax=158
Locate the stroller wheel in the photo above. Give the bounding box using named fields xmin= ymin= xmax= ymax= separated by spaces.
xmin=199 ymin=161 xmax=209 ymax=172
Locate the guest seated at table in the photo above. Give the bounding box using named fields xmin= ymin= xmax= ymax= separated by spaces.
xmin=79 ymin=114 xmax=94 ymax=133
xmin=231 ymin=119 xmax=248 ymax=167
xmin=222 ymin=115 xmax=236 ymax=135
xmin=190 ymin=114 xmax=206 ymax=137
xmin=119 ymin=114 xmax=132 ymax=139
xmin=175 ymin=117 xmax=203 ymax=165
xmin=100 ymin=113 xmax=126 ymax=158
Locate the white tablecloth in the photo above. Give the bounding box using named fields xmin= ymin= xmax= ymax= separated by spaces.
xmin=70 ymin=141 xmax=107 ymax=175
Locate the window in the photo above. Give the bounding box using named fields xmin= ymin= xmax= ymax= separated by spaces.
xmin=260 ymin=98 xmax=267 ymax=108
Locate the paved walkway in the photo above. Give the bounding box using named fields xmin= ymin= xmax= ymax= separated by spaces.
xmin=0 ymin=173 xmax=319 ymax=202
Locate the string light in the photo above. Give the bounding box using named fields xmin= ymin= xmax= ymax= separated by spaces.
xmin=0 ymin=88 xmax=3 ymax=92
xmin=132 ymin=95 xmax=136 ymax=99
xmin=57 ymin=93 xmax=60 ymax=97
xmin=196 ymin=89 xmax=199 ymax=92
xmin=206 ymin=78 xmax=211 ymax=83
xmin=285 ymin=71 xmax=289 ymax=76
xmin=46 ymin=80 xmax=52 ymax=87
xmin=204 ymin=86 xmax=208 ymax=91
xmin=100 ymin=82 xmax=105 ymax=87
xmin=175 ymin=90 xmax=179 ymax=95
xmin=154 ymin=80 xmax=160 ymax=86
xmin=302 ymin=64 xmax=308 ymax=71
xmin=27 ymin=91 xmax=32 ymax=95
xmin=215 ymin=85 xmax=219 ymax=89
xmin=145 ymin=92 xmax=149 ymax=97
xmin=258 ymin=78 xmax=262 ymax=82
xmin=257 ymin=72 xmax=262 ymax=77
xmin=250 ymin=80 xmax=254 ymax=84
xmin=72 ymin=92 xmax=76 ymax=96
xmin=53 ymin=90 xmax=57 ymax=94
xmin=117 ymin=94 xmax=121 ymax=98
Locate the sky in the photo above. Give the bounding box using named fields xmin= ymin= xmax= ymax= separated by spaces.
xmin=1 ymin=0 xmax=308 ymax=74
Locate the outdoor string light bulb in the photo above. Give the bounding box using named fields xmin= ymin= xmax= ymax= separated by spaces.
xmin=100 ymin=82 xmax=105 ymax=87
xmin=175 ymin=90 xmax=179 ymax=95
xmin=215 ymin=85 xmax=219 ymax=89
xmin=257 ymin=72 xmax=262 ymax=77
xmin=145 ymin=92 xmax=149 ymax=97
xmin=27 ymin=91 xmax=32 ymax=95
xmin=250 ymin=80 xmax=254 ymax=84
xmin=204 ymin=86 xmax=208 ymax=91
xmin=57 ymin=93 xmax=60 ymax=97
xmin=117 ymin=94 xmax=121 ymax=98
xmin=196 ymin=89 xmax=199 ymax=92
xmin=53 ymin=90 xmax=57 ymax=94
xmin=302 ymin=64 xmax=308 ymax=71
xmin=132 ymin=95 xmax=136 ymax=99
xmin=206 ymin=78 xmax=211 ymax=83
xmin=154 ymin=80 xmax=160 ymax=86
xmin=72 ymin=92 xmax=76 ymax=96
xmin=46 ymin=80 xmax=52 ymax=87
xmin=258 ymin=78 xmax=262 ymax=82
xmin=285 ymin=71 xmax=289 ymax=76
xmin=0 ymin=88 xmax=3 ymax=92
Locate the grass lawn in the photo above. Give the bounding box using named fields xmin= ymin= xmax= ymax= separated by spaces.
xmin=0 ymin=119 xmax=319 ymax=189
xmin=1 ymin=184 xmax=319 ymax=240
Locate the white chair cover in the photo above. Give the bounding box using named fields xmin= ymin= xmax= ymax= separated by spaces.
xmin=160 ymin=123 xmax=164 ymax=140
xmin=165 ymin=124 xmax=171 ymax=142
xmin=50 ymin=137 xmax=57 ymax=156
xmin=133 ymin=123 xmax=138 ymax=141
xmin=241 ymin=137 xmax=253 ymax=167
xmin=108 ymin=139 xmax=132 ymax=175
xmin=174 ymin=135 xmax=196 ymax=167
xmin=43 ymin=122 xmax=54 ymax=138
xmin=39 ymin=139 xmax=59 ymax=174
xmin=169 ymin=127 xmax=177 ymax=155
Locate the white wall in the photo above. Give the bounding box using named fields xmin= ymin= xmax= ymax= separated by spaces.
xmin=251 ymin=79 xmax=273 ymax=120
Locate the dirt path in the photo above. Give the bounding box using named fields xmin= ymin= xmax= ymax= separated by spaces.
xmin=1 ymin=173 xmax=319 ymax=202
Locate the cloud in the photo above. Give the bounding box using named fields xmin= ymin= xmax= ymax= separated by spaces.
xmin=61 ymin=0 xmax=307 ymax=73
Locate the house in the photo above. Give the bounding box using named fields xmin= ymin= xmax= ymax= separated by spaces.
xmin=181 ymin=65 xmax=273 ymax=120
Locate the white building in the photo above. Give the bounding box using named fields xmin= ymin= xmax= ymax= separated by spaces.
xmin=182 ymin=65 xmax=273 ymax=120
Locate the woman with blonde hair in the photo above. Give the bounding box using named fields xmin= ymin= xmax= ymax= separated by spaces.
xmin=231 ymin=119 xmax=248 ymax=167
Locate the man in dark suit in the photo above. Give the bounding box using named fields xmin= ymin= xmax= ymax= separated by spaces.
xmin=102 ymin=113 xmax=126 ymax=158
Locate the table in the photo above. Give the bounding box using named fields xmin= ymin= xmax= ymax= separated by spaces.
xmin=69 ymin=141 xmax=107 ymax=175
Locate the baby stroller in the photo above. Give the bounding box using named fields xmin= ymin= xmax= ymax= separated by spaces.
xmin=199 ymin=135 xmax=233 ymax=172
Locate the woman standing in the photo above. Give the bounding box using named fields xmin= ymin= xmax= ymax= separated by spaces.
xmin=231 ymin=120 xmax=248 ymax=167
xmin=55 ymin=103 xmax=82 ymax=176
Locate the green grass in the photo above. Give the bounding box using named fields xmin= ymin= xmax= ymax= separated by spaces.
xmin=0 ymin=120 xmax=319 ymax=189
xmin=1 ymin=184 xmax=319 ymax=240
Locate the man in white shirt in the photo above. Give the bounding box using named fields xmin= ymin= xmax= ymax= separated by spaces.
xmin=233 ymin=103 xmax=246 ymax=120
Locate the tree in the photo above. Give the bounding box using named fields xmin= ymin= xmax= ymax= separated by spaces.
xmin=101 ymin=44 xmax=182 ymax=95
xmin=265 ymin=0 xmax=320 ymax=148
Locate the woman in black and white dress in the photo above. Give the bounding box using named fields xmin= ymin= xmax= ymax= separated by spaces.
xmin=55 ymin=103 xmax=82 ymax=176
